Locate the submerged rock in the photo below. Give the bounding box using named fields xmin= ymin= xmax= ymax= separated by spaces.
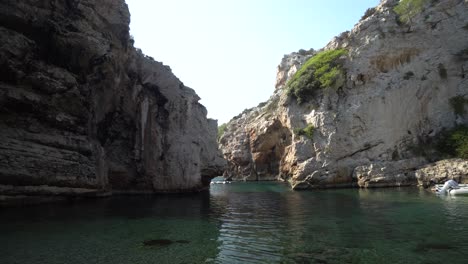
xmin=220 ymin=0 xmax=468 ymax=188
xmin=143 ymin=239 xmax=174 ymax=247
xmin=414 ymin=242 xmax=458 ymax=253
xmin=0 ymin=0 xmax=226 ymax=197
xmin=142 ymin=239 xmax=190 ymax=247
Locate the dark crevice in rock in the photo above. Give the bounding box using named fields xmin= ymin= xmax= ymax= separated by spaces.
xmin=337 ymin=141 xmax=383 ymax=161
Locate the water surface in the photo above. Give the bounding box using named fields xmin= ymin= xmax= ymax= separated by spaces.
xmin=1 ymin=182 xmax=467 ymax=263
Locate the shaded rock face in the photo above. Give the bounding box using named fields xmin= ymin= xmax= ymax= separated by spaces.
xmin=221 ymin=116 xmax=291 ymax=181
xmin=220 ymin=0 xmax=468 ymax=188
xmin=0 ymin=0 xmax=225 ymax=195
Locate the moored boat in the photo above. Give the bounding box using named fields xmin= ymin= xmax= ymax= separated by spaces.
xmin=434 ymin=180 xmax=468 ymax=196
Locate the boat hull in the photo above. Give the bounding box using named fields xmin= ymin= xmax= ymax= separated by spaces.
xmin=434 ymin=184 xmax=468 ymax=196
xmin=448 ymin=188 xmax=468 ymax=196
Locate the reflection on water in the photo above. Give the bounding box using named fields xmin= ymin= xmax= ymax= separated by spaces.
xmin=1 ymin=183 xmax=468 ymax=263
xmin=214 ymin=186 xmax=287 ymax=263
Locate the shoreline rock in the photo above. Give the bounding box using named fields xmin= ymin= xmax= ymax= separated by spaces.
xmin=416 ymin=159 xmax=468 ymax=187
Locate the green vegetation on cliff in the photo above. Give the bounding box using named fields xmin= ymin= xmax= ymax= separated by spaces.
xmin=450 ymin=96 xmax=468 ymax=116
xmin=294 ymin=124 xmax=315 ymax=139
xmin=218 ymin=123 xmax=227 ymax=140
xmin=287 ymin=49 xmax=347 ymax=104
xmin=394 ymin=0 xmax=429 ymax=24
xmin=437 ymin=126 xmax=468 ymax=159
xmin=410 ymin=126 xmax=468 ymax=160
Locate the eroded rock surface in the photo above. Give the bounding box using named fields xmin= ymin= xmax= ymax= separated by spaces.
xmin=0 ymin=0 xmax=225 ymax=196
xmin=220 ymin=0 xmax=468 ymax=188
xmin=415 ymin=159 xmax=468 ymax=187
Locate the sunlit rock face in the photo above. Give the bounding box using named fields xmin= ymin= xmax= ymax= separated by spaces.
xmin=275 ymin=50 xmax=315 ymax=90
xmin=220 ymin=0 xmax=468 ymax=188
xmin=0 ymin=0 xmax=225 ymax=196
xmin=415 ymin=159 xmax=468 ymax=187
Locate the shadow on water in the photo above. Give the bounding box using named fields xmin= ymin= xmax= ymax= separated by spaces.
xmin=0 ymin=191 xmax=224 ymax=264
xmin=142 ymin=239 xmax=190 ymax=247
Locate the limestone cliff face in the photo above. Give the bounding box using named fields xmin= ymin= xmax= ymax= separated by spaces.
xmin=0 ymin=0 xmax=225 ymax=196
xmin=220 ymin=0 xmax=468 ymax=188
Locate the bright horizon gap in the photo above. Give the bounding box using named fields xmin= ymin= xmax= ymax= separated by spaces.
xmin=126 ymin=0 xmax=380 ymax=124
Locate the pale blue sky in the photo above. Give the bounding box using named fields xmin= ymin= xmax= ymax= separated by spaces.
xmin=126 ymin=0 xmax=380 ymax=124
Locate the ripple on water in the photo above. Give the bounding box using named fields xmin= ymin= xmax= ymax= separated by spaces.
xmin=1 ymin=183 xmax=468 ymax=264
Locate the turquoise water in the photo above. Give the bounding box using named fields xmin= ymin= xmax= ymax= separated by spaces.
xmin=1 ymin=182 xmax=468 ymax=264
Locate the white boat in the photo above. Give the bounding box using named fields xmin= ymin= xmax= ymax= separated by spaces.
xmin=434 ymin=181 xmax=468 ymax=196
xmin=210 ymin=180 xmax=232 ymax=185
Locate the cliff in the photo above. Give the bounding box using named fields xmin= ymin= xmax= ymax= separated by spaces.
xmin=219 ymin=0 xmax=468 ymax=188
xmin=0 ymin=0 xmax=225 ymax=198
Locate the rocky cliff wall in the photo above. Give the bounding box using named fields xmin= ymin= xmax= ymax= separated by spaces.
xmin=0 ymin=0 xmax=225 ymax=197
xmin=220 ymin=0 xmax=468 ymax=188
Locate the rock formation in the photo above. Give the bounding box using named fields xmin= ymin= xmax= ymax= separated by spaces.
xmin=220 ymin=0 xmax=468 ymax=188
xmin=0 ymin=0 xmax=225 ymax=198
xmin=415 ymin=159 xmax=468 ymax=187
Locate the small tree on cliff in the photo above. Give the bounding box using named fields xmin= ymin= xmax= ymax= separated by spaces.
xmin=218 ymin=123 xmax=227 ymax=141
xmin=394 ymin=0 xmax=429 ymax=31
